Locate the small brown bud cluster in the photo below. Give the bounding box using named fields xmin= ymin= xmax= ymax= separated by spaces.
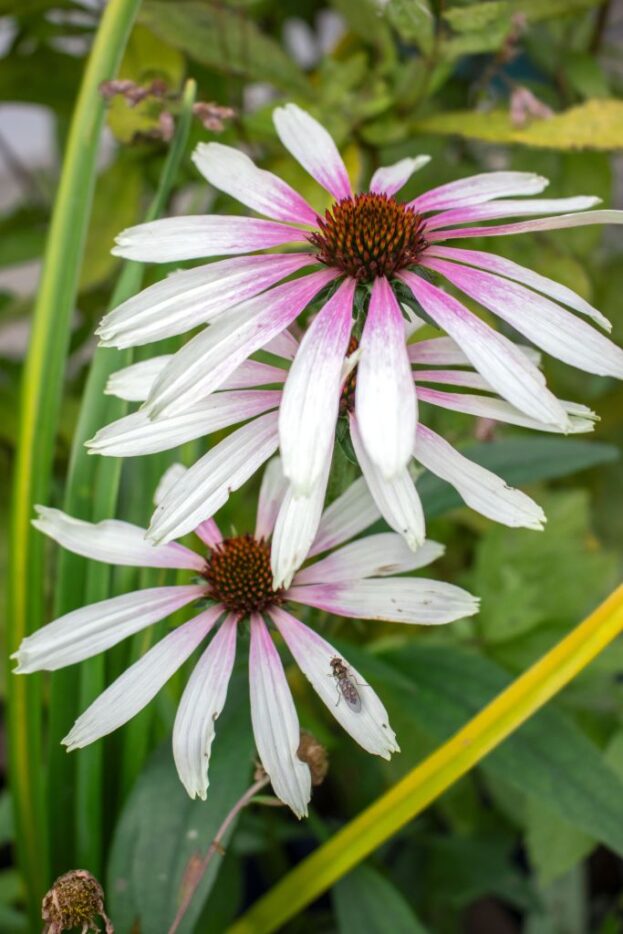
xmin=510 ymin=86 xmax=554 ymax=128
xmin=297 ymin=730 xmax=329 ymax=786
xmin=193 ymin=101 xmax=236 ymax=133
xmin=42 ymin=870 xmax=113 ymax=934
xmin=99 ymin=78 xmax=168 ymax=107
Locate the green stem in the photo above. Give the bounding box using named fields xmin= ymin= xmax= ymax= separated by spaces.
xmin=6 ymin=0 xmax=141 ymax=918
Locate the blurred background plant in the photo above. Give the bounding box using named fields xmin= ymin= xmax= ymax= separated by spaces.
xmin=1 ymin=0 xmax=623 ymax=931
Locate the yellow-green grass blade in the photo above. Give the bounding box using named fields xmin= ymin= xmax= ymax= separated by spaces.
xmin=228 ymin=585 xmax=623 ymax=934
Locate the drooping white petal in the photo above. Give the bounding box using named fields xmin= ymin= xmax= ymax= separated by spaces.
xmin=288 ymin=578 xmax=479 ymax=625
xmin=280 ymin=278 xmax=355 ymax=494
xmin=148 ymin=412 xmax=280 ymax=544
xmin=32 ymin=506 xmax=204 ymax=570
xmin=400 ymin=270 xmax=569 ymax=428
xmin=429 ymin=209 xmax=623 ymax=241
xmin=63 ymin=607 xmax=220 ymax=750
xmin=112 ymin=215 xmax=306 ymax=263
xmin=414 ymin=425 xmax=545 ymax=530
xmin=193 ymin=142 xmax=318 ymax=225
xmin=426 ymin=196 xmax=600 ymax=230
xmin=308 ymin=477 xmax=380 ymax=557
xmin=98 ymin=254 xmax=315 ymax=348
xmin=423 ymin=258 xmax=623 ymax=379
xmin=249 ymin=614 xmax=311 ymax=818
xmin=87 ymin=390 xmax=281 ymax=457
xmin=255 ymin=456 xmax=288 ymax=540
xmin=173 ymin=614 xmax=237 ymax=800
xmin=426 ymin=246 xmax=611 ymax=331
xmin=414 ymin=368 xmax=494 ymax=391
xmin=295 ymin=534 xmax=444 ymax=584
xmin=154 ymin=464 xmax=187 ymax=506
xmin=12 ymin=585 xmax=205 ymax=673
xmin=369 ymin=155 xmax=431 ymax=196
xmin=350 ymin=414 xmax=425 ymax=551
xmin=270 ymin=606 xmax=399 ymax=759
xmin=409 ymin=171 xmax=548 ymax=212
xmin=273 ymin=103 xmax=352 ymax=201
xmin=145 ymin=270 xmax=336 ymax=418
xmin=355 ymin=277 xmax=417 ymax=478
xmin=418 ymin=386 xmax=596 ymax=433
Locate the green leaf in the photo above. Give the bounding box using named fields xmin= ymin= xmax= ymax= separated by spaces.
xmin=333 ymin=864 xmax=428 ymax=933
xmin=443 ymin=0 xmax=603 ymax=32
xmin=140 ymin=1 xmax=308 ymax=93
xmin=416 ymin=438 xmax=619 ymax=519
xmin=384 ymin=0 xmax=435 ymax=54
xmin=0 ymin=206 xmax=48 ymax=269
xmin=107 ymin=673 xmax=254 ymax=934
xmin=413 ymin=100 xmax=623 ymax=150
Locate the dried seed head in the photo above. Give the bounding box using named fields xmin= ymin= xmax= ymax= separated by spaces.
xmin=203 ymin=534 xmax=283 ymax=614
xmin=42 ymin=870 xmax=112 ymax=934
xmin=297 ymin=730 xmax=329 ymax=786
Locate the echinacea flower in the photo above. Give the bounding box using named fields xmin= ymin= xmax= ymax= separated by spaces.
xmin=90 ymin=328 xmax=595 ymax=586
xmin=13 ymin=462 xmax=478 ymax=817
xmin=101 ymin=103 xmax=623 ymax=508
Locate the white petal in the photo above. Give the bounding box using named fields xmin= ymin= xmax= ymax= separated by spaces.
xmin=12 ymin=585 xmax=205 ymax=673
xmin=112 ymin=216 xmax=306 ymax=263
xmin=407 ymin=336 xmax=543 ymax=367
xmin=273 ymin=103 xmax=352 ymax=200
xmin=262 ymin=328 xmax=300 ymax=360
xmin=63 ymin=607 xmax=220 ymax=750
xmin=270 ymin=607 xmax=399 ymax=759
xmin=414 ymin=368 xmax=493 ymax=391
xmin=295 ymin=534 xmax=444 ymax=584
xmin=427 ymin=244 xmax=610 ymax=330
xmin=145 ymin=270 xmax=335 ymax=418
xmin=88 ymin=390 xmax=281 ymax=457
xmin=350 ymin=414 xmax=425 ymax=551
xmin=98 ymin=254 xmax=314 ymax=348
xmin=255 ymin=456 xmax=288 ymax=540
xmin=409 ymin=171 xmax=548 ymax=212
xmin=429 ymin=209 xmax=623 ymax=242
xmin=148 ymin=412 xmax=280 ymax=544
xmin=193 ymin=142 xmax=318 ymax=225
xmin=154 ymin=464 xmax=187 ymax=506
xmin=173 ymin=614 xmax=237 ymax=800
xmin=32 ymin=506 xmax=203 ymax=570
xmin=414 ymin=425 xmax=545 ymax=530
xmin=288 ymin=578 xmax=479 ymax=625
xmin=106 ymin=355 xmax=172 ymax=401
xmin=426 ymin=196 xmax=601 ymax=230
xmin=356 ymin=277 xmax=417 ymax=478
xmin=280 ymin=278 xmax=355 ymax=494
xmin=194 ymin=518 xmax=223 ymax=549
xmin=424 ymin=258 xmax=623 ymax=379
xmin=249 ymin=615 xmax=311 ymax=818
xmin=400 ymin=271 xmax=569 ymax=428
xmin=369 ymin=155 xmax=431 ymax=196
xmin=309 ymin=477 xmax=380 ymax=557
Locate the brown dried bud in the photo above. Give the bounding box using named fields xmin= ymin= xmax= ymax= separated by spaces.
xmin=42 ymin=869 xmax=113 ymax=934
xmin=510 ymin=86 xmax=554 ymax=128
xmin=99 ymin=79 xmax=137 ymax=101
xmin=297 ymin=730 xmax=329 ymax=786
xmin=193 ymin=101 xmax=236 ymax=133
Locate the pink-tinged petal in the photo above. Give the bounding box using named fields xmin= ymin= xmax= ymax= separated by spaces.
xmin=288 ymin=578 xmax=479 ymax=625
xmin=112 ymin=215 xmax=307 ymax=263
xmin=429 ymin=209 xmax=623 ymax=241
xmin=249 ymin=614 xmax=311 ymax=817
xmin=415 ymin=425 xmax=545 ymax=530
xmin=98 ymin=254 xmax=315 ymax=349
xmin=369 ymin=155 xmax=431 ymax=196
xmin=350 ymin=414 xmax=425 ymax=551
xmin=408 ymin=171 xmax=548 ymax=212
xmin=418 ymin=387 xmax=596 ymax=433
xmin=294 ymin=534 xmax=444 ymax=584
xmin=423 ymin=258 xmax=623 ymax=379
xmin=273 ymin=103 xmax=352 ymax=201
xmin=256 ymin=457 xmax=288 ymax=541
xmin=12 ymin=585 xmax=205 ymax=673
xmin=148 ymin=412 xmax=280 ymax=544
xmin=63 ymin=607 xmax=220 ymax=750
xmin=173 ymin=613 xmax=237 ymax=799
xmin=87 ymin=390 xmax=282 ymax=458
xmin=154 ymin=464 xmax=188 ymax=507
xmin=194 ymin=518 xmax=222 ymax=549
xmin=280 ymin=278 xmax=355 ymax=494
xmin=426 ymin=196 xmax=600 ymax=230
xmin=309 ymin=477 xmax=380 ymax=557
xmin=400 ymin=270 xmax=569 ymax=428
xmin=221 ymin=359 xmax=287 ymax=388
xmin=414 ymin=368 xmax=493 ymax=391
xmin=32 ymin=506 xmax=203 ymax=571
xmin=427 ymin=245 xmax=610 ymax=330
xmin=356 ymin=278 xmax=417 ymax=477
xmin=193 ymin=142 xmax=318 ymax=225
xmin=145 ymin=270 xmax=336 ymax=418
xmin=263 ymin=328 xmax=300 ymax=360
xmin=408 ymin=336 xmax=541 ymax=368
xmin=270 ymin=606 xmax=399 ymax=759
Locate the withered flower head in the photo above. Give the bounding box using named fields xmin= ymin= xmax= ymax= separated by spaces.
xmin=42 ymin=869 xmax=113 ymax=934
